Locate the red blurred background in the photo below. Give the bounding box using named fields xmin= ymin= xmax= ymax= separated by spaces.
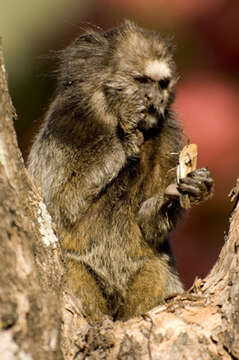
xmin=2 ymin=0 xmax=239 ymax=288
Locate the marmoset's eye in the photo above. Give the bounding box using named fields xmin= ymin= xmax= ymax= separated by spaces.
xmin=134 ymin=76 xmax=150 ymax=84
xmin=158 ymin=78 xmax=170 ymax=89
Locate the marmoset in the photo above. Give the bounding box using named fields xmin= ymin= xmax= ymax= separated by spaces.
xmin=28 ymin=21 xmax=213 ymax=321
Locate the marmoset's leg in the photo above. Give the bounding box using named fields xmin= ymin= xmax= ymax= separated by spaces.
xmin=117 ymin=257 xmax=183 ymax=321
xmin=66 ymin=259 xmax=108 ymax=322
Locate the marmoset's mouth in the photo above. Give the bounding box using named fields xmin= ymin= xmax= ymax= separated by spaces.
xmin=147 ymin=104 xmax=157 ymax=115
xmin=147 ymin=104 xmax=165 ymax=122
xmin=147 ymin=104 xmax=165 ymax=119
xmin=137 ymin=104 xmax=165 ymax=137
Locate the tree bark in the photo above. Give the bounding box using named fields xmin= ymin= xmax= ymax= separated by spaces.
xmin=0 ymin=39 xmax=64 ymax=360
xmin=0 ymin=40 xmax=238 ymax=360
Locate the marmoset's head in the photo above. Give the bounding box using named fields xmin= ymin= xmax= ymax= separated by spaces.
xmin=107 ymin=21 xmax=177 ymax=131
xmin=57 ymin=21 xmax=178 ymax=131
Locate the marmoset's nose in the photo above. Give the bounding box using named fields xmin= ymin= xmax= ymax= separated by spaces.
xmin=146 ymin=91 xmax=153 ymax=101
xmin=145 ymin=84 xmax=163 ymax=105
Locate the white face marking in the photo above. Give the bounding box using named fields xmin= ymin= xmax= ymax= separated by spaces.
xmin=145 ymin=60 xmax=171 ymax=81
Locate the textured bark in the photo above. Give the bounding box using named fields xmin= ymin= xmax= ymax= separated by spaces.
xmin=0 ymin=39 xmax=239 ymax=360
xmin=0 ymin=39 xmax=64 ymax=360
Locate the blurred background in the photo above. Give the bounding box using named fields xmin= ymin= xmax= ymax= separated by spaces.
xmin=1 ymin=0 xmax=239 ymax=288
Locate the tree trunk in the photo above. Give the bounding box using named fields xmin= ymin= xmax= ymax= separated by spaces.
xmin=0 ymin=40 xmax=238 ymax=360
xmin=0 ymin=39 xmax=64 ymax=360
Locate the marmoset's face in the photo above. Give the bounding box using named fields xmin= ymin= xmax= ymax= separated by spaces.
xmin=132 ymin=58 xmax=176 ymax=130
